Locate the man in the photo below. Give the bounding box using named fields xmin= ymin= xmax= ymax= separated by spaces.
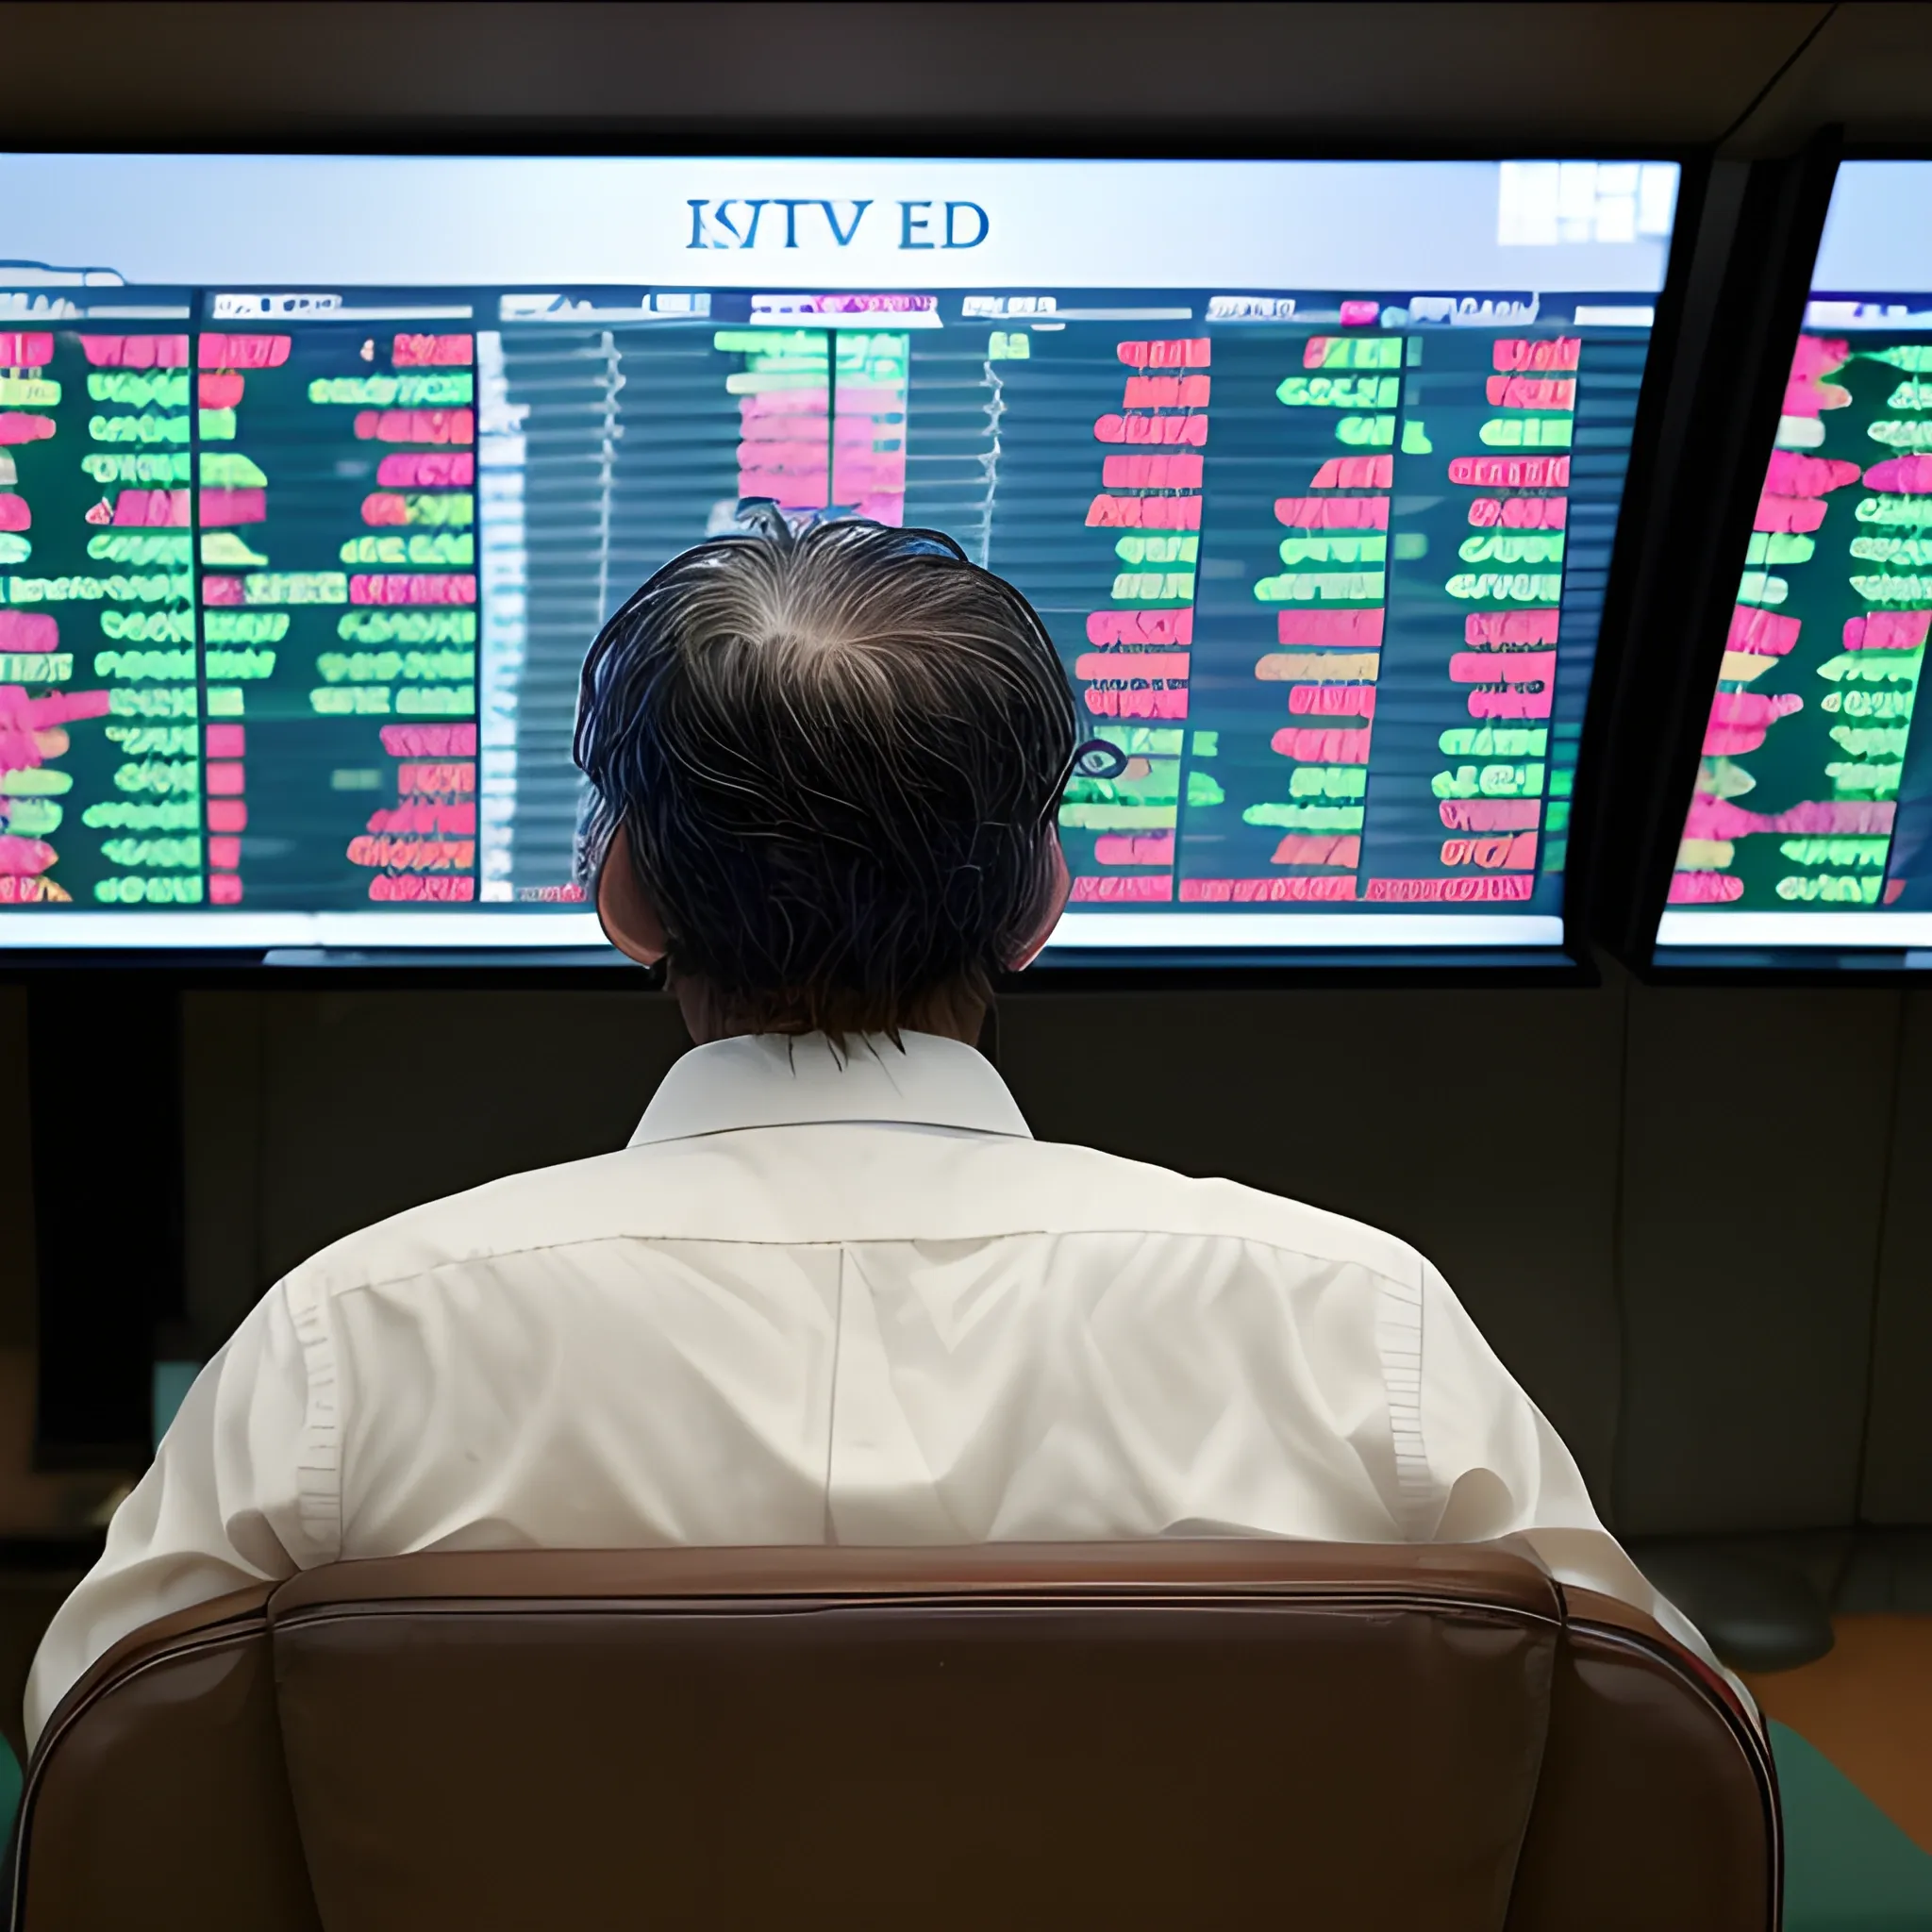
xmin=26 ymin=512 xmax=1716 ymax=1745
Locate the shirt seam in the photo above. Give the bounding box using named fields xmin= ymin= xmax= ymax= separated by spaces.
xmin=279 ymin=1274 xmax=345 ymax=1562
xmin=629 ymin=1120 xmax=1034 ymax=1148
xmin=296 ymin=1226 xmax=1426 ymax=1306
xmin=823 ymin=1249 xmax=846 ymax=1548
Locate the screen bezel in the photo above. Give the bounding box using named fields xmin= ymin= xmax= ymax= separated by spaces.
xmin=1620 ymin=138 xmax=1932 ymax=984
xmin=0 ymin=134 xmax=1707 ymax=988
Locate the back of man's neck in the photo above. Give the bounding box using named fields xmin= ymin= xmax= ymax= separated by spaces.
xmin=672 ymin=976 xmax=989 ymax=1048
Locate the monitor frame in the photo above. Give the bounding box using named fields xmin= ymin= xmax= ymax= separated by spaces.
xmin=0 ymin=133 xmax=1707 ymax=992
xmin=1596 ymin=134 xmax=1932 ymax=984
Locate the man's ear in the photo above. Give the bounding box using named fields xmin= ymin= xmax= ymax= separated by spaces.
xmin=596 ymin=823 xmax=671 ymax=965
xmin=1008 ymin=836 xmax=1071 ymax=972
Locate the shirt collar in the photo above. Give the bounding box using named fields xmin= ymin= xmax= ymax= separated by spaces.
xmin=629 ymin=1030 xmax=1033 ymax=1147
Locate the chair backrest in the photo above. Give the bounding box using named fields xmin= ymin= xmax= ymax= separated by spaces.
xmin=8 ymin=1540 xmax=1777 ymax=1932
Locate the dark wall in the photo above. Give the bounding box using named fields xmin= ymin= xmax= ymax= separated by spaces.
xmin=0 ymin=2 xmax=1903 ymax=156
xmin=174 ymin=973 xmax=1932 ymax=1539
xmin=3 ymin=1 xmax=1930 ymax=163
xmin=0 ymin=992 xmax=37 ymax=1353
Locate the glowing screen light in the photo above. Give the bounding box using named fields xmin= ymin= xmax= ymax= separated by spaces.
xmin=1657 ymin=163 xmax=1932 ymax=957
xmin=0 ymin=154 xmax=1677 ymax=955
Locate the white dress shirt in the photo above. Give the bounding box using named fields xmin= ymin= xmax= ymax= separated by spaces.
xmin=26 ymin=1028 xmax=1718 ymax=1745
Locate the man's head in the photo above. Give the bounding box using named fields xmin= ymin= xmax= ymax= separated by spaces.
xmin=575 ymin=510 xmax=1077 ymax=1041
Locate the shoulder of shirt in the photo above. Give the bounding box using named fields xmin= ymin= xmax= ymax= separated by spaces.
xmin=275 ymin=1128 xmax=1427 ymax=1304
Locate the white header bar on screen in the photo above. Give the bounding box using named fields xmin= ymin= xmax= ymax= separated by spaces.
xmin=0 ymin=910 xmax=610 ymax=949
xmin=1657 ymin=909 xmax=1932 ymax=948
xmin=0 ymin=156 xmax=1677 ymax=294
xmin=1048 ymin=912 xmax=1564 ymax=949
xmin=0 ymin=908 xmax=1564 ymax=953
xmin=1814 ymin=162 xmax=1932 ymax=294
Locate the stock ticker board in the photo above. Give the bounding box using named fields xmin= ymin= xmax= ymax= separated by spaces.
xmin=0 ymin=294 xmax=1657 ymax=950
xmin=0 ymin=155 xmax=1679 ymax=954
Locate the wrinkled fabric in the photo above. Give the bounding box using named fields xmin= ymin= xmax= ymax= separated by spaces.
xmin=27 ymin=1029 xmax=1722 ymax=1744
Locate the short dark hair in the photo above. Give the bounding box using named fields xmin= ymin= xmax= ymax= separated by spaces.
xmin=575 ymin=510 xmax=1076 ymax=1036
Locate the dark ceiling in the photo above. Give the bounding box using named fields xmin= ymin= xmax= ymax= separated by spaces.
xmin=2 ymin=3 xmax=1926 ymax=153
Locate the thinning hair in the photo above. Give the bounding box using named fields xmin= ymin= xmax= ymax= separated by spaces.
xmin=575 ymin=509 xmax=1077 ymax=1036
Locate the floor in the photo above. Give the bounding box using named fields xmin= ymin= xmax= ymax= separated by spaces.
xmin=1748 ymin=1618 xmax=1932 ymax=1855
xmin=1746 ymin=1617 xmax=1932 ymax=1929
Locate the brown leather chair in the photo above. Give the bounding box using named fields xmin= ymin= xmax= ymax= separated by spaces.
xmin=8 ymin=1540 xmax=1777 ymax=1931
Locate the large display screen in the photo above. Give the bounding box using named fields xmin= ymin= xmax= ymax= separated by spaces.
xmin=1657 ymin=161 xmax=1932 ymax=960
xmin=0 ymin=155 xmax=1677 ymax=956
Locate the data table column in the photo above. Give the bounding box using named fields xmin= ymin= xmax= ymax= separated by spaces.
xmin=1055 ymin=336 xmax=1208 ymax=908
xmin=1189 ymin=325 xmax=1398 ymax=906
xmin=1367 ymin=329 xmax=1574 ymax=910
xmin=0 ymin=331 xmax=196 ymax=913
xmin=204 ymin=327 xmax=479 ymax=910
